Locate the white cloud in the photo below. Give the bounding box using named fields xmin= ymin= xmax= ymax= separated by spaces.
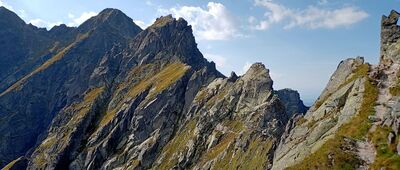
xmin=248 ymin=16 xmax=257 ymax=23
xmin=160 ymin=2 xmax=238 ymax=40
xmin=18 ymin=9 xmax=26 ymax=18
xmin=241 ymin=62 xmax=252 ymax=75
xmin=270 ymin=71 xmax=283 ymax=80
xmin=145 ymin=0 xmax=154 ymax=6
xmin=29 ymin=18 xmax=62 ymax=29
xmin=0 ymin=0 xmax=14 ymax=11
xmin=67 ymin=11 xmax=97 ymax=27
xmin=252 ymin=0 xmax=368 ymax=30
xmin=204 ymin=53 xmax=227 ymax=69
xmin=318 ymin=0 xmax=328 ymax=5
xmin=133 ymin=20 xmax=151 ymax=29
xmin=68 ymin=13 xmax=75 ymax=19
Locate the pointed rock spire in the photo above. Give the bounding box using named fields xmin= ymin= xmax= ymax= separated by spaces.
xmin=227 ymin=71 xmax=239 ymax=82
xmin=381 ymin=10 xmax=400 ymax=64
xmin=77 ymin=8 xmax=142 ymax=38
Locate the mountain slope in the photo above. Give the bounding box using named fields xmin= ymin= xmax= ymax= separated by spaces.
xmin=26 ymin=15 xmax=224 ymax=169
xmin=0 ymin=8 xmax=143 ymax=167
xmin=0 ymin=7 xmax=311 ymax=170
xmin=272 ymin=10 xmax=400 ymax=170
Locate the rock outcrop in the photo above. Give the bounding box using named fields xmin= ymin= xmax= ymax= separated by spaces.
xmin=381 ymin=10 xmax=400 ymax=65
xmin=272 ymin=10 xmax=400 ymax=170
xmin=275 ymin=88 xmax=308 ymax=117
xmin=0 ymin=8 xmax=143 ymax=167
xmin=0 ymin=7 xmax=308 ymax=169
xmin=152 ymin=63 xmax=288 ymax=169
xmin=5 ymin=6 xmax=399 ymax=170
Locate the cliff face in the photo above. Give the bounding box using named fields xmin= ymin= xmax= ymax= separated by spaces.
xmin=275 ymin=88 xmax=309 ymax=117
xmin=3 ymin=6 xmax=398 ymax=170
xmin=0 ymin=8 xmax=144 ymax=167
xmin=0 ymin=8 xmax=308 ymax=169
xmin=151 ymin=63 xmax=288 ymax=169
xmin=273 ymin=10 xmax=400 ymax=170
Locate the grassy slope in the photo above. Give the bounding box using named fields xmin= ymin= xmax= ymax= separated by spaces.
xmin=287 ymin=64 xmax=378 ymax=169
xmin=97 ymin=62 xmax=189 ymax=128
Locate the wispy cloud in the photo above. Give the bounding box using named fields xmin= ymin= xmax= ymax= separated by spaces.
xmin=241 ymin=62 xmax=252 ymax=75
xmin=318 ymin=0 xmax=329 ymax=5
xmin=133 ymin=19 xmax=152 ymax=29
xmin=67 ymin=11 xmax=97 ymax=27
xmin=251 ymin=0 xmax=368 ymax=30
xmin=29 ymin=18 xmax=62 ymax=29
xmin=0 ymin=0 xmax=14 ymax=11
xmin=145 ymin=0 xmax=154 ymax=6
xmin=67 ymin=13 xmax=75 ymax=19
xmin=204 ymin=53 xmax=228 ymax=69
xmin=159 ymin=2 xmax=239 ymax=40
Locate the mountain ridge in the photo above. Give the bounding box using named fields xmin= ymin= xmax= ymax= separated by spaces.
xmin=8 ymin=6 xmax=400 ymax=170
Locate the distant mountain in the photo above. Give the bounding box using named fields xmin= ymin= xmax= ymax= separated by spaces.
xmin=3 ymin=7 xmax=398 ymax=170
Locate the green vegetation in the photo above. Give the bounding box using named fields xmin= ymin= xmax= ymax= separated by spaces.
xmin=389 ymin=70 xmax=400 ymax=96
xmin=98 ymin=62 xmax=189 ymax=128
xmin=151 ymin=16 xmax=173 ymax=27
xmin=223 ymin=120 xmax=244 ymax=133
xmin=200 ymin=132 xmax=237 ymax=164
xmin=2 ymin=158 xmax=18 ymax=170
xmin=295 ymin=117 xmax=307 ymax=126
xmin=67 ymin=87 xmax=104 ymax=126
xmin=287 ymin=64 xmax=378 ymax=170
xmin=0 ymin=33 xmax=90 ymax=97
xmin=205 ymin=88 xmax=229 ymax=108
xmin=194 ymin=89 xmax=208 ymax=101
xmin=369 ymin=126 xmax=400 ymax=169
xmin=156 ymin=119 xmax=197 ymax=169
xmin=212 ymin=136 xmax=273 ymax=170
xmin=314 ymin=64 xmax=369 ymax=110
xmin=32 ymin=135 xmax=57 ymax=168
xmin=31 ymin=86 xmax=104 ymax=168
xmin=128 ymin=159 xmax=140 ymax=169
xmin=195 ymin=120 xmax=245 ymax=167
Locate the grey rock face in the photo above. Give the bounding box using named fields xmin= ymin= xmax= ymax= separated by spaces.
xmin=0 ymin=12 xmax=222 ymax=170
xmin=275 ymin=88 xmax=308 ymax=116
xmin=0 ymin=7 xmax=57 ymax=92
xmin=381 ymin=10 xmax=400 ymax=65
xmin=310 ymin=57 xmax=364 ymax=112
xmin=272 ymin=74 xmax=366 ymax=170
xmin=153 ymin=63 xmax=289 ymax=169
xmin=272 ymin=10 xmax=400 ymax=170
xmin=3 ymin=6 xmax=380 ymax=170
xmin=0 ymin=8 xmax=142 ymax=167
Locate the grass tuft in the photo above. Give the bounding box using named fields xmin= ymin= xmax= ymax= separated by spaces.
xmin=287 ymin=64 xmax=378 ymax=170
xmin=156 ymin=119 xmax=197 ymax=169
xmin=97 ymin=62 xmax=189 ymax=128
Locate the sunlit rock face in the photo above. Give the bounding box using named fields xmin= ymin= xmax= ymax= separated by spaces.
xmin=7 ymin=7 xmax=400 ymax=170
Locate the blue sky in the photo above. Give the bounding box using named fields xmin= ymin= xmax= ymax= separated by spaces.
xmin=1 ymin=0 xmax=399 ymax=105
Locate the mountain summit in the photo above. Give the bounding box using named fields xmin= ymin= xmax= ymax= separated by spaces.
xmin=4 ymin=7 xmax=398 ymax=170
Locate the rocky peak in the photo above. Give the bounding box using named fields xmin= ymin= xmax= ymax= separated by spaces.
xmin=131 ymin=14 xmax=220 ymax=73
xmin=241 ymin=62 xmax=273 ymax=90
xmin=380 ymin=10 xmax=400 ymax=64
xmin=310 ymin=57 xmax=364 ymax=111
xmin=48 ymin=24 xmax=75 ymax=39
xmin=95 ymin=8 xmax=131 ymax=23
xmin=151 ymin=14 xmax=175 ymax=27
xmin=227 ymin=71 xmax=239 ymax=82
xmin=0 ymin=6 xmax=26 ymax=29
xmin=382 ymin=10 xmax=400 ymax=26
xmin=275 ymin=88 xmax=308 ymax=117
xmin=78 ymin=8 xmax=142 ymax=38
xmin=147 ymin=14 xmax=191 ymax=33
